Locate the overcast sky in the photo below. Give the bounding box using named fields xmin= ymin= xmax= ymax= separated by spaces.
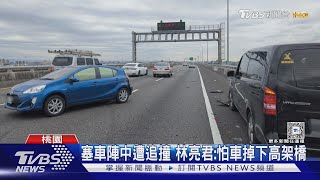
xmin=0 ymin=0 xmax=319 ymax=62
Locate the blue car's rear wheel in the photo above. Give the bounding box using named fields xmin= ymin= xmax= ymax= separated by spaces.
xmin=116 ymin=88 xmax=129 ymax=103
xmin=44 ymin=95 xmax=65 ymax=117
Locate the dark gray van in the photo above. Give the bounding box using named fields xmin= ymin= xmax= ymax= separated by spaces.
xmin=227 ymin=43 xmax=320 ymax=150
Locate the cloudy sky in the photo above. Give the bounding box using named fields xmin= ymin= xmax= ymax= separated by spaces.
xmin=0 ymin=0 xmax=319 ymax=62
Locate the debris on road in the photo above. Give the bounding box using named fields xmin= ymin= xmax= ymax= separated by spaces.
xmin=232 ymin=137 xmax=243 ymax=142
xmin=210 ymin=90 xmax=223 ymax=93
xmin=213 ymin=96 xmax=229 ymax=107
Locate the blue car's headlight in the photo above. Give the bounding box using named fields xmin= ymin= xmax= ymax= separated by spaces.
xmin=23 ymin=85 xmax=46 ymax=94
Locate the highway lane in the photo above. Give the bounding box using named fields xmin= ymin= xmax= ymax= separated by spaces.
xmin=0 ymin=65 xmax=216 ymax=144
xmin=198 ymin=64 xmax=249 ymax=144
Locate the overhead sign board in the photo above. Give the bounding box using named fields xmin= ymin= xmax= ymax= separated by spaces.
xmin=157 ymin=20 xmax=185 ymax=31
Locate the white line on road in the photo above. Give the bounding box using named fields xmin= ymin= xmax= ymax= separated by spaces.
xmin=0 ymin=87 xmax=11 ymax=90
xmin=197 ymin=67 xmax=223 ymax=144
xmin=132 ymin=89 xmax=139 ymax=93
xmin=155 ymin=78 xmax=164 ymax=82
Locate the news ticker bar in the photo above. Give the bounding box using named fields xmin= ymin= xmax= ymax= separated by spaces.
xmin=0 ymin=144 xmax=311 ymax=174
xmin=82 ymin=163 xmax=300 ymax=173
xmin=22 ymin=134 xmax=308 ymax=162
xmin=80 ymin=144 xmax=306 ymax=162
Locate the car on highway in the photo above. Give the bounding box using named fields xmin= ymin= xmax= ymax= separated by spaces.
xmin=5 ymin=65 xmax=132 ymax=117
xmin=153 ymin=62 xmax=173 ymax=77
xmin=50 ymin=50 xmax=102 ymax=71
xmin=227 ymin=43 xmax=320 ymax=150
xmin=182 ymin=62 xmax=189 ymax=66
xmin=188 ymin=62 xmax=196 ymax=68
xmin=122 ymin=63 xmax=148 ymax=76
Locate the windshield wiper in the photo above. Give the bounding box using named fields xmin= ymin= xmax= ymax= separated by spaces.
xmin=40 ymin=78 xmax=54 ymax=80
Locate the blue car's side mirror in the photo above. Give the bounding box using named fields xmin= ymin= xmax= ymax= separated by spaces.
xmin=69 ymin=77 xmax=79 ymax=83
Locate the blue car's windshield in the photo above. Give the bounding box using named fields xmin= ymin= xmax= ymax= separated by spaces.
xmin=40 ymin=67 xmax=77 ymax=80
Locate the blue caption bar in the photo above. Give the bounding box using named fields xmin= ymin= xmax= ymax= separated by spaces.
xmin=80 ymin=144 xmax=306 ymax=162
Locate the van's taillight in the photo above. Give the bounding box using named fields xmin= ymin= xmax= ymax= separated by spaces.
xmin=263 ymin=87 xmax=276 ymax=116
xmin=164 ymin=67 xmax=170 ymax=70
xmin=153 ymin=68 xmax=157 ymax=70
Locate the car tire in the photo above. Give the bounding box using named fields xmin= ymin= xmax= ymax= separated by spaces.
xmin=248 ymin=111 xmax=259 ymax=144
xmin=228 ymin=92 xmax=237 ymax=111
xmin=116 ymin=88 xmax=129 ymax=103
xmin=153 ymin=74 xmax=156 ymax=77
xmin=145 ymin=70 xmax=148 ymax=75
xmin=44 ymin=95 xmax=66 ymax=117
xmin=137 ymin=71 xmax=140 ymax=77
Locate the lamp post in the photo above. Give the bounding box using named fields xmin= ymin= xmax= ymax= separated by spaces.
xmin=227 ymin=0 xmax=229 ymax=62
xmin=206 ymin=41 xmax=209 ymax=63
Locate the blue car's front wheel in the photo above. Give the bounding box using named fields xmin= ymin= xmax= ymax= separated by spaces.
xmin=44 ymin=95 xmax=66 ymax=117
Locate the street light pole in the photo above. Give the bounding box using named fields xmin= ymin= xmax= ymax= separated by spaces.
xmin=206 ymin=41 xmax=209 ymax=63
xmin=227 ymin=0 xmax=229 ymax=62
xmin=201 ymin=46 xmax=204 ymax=63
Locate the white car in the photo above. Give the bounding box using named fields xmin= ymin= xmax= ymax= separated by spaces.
xmin=153 ymin=62 xmax=173 ymax=77
xmin=122 ymin=63 xmax=148 ymax=76
xmin=189 ymin=62 xmax=196 ymax=68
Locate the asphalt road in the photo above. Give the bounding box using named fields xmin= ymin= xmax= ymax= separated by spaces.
xmin=0 ymin=65 xmax=249 ymax=144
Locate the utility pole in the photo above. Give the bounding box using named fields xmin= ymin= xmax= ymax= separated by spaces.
xmin=201 ymin=46 xmax=204 ymax=63
xmin=227 ymin=0 xmax=229 ymax=62
xmin=206 ymin=41 xmax=209 ymax=63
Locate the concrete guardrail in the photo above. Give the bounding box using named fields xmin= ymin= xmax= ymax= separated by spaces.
xmin=0 ymin=63 xmax=174 ymax=88
xmin=0 ymin=62 xmax=201 ymax=88
xmin=0 ymin=66 xmax=53 ymax=88
xmin=207 ymin=64 xmax=237 ymax=76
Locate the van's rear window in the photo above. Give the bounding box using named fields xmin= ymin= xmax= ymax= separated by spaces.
xmin=278 ymin=49 xmax=320 ymax=89
xmin=52 ymin=57 xmax=73 ymax=66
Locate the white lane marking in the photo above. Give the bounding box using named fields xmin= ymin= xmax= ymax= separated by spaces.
xmin=0 ymin=87 xmax=11 ymax=90
xmin=155 ymin=78 xmax=164 ymax=82
xmin=132 ymin=89 xmax=139 ymax=93
xmin=197 ymin=67 xmax=223 ymax=144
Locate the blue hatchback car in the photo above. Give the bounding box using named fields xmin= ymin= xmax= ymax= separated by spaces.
xmin=5 ymin=65 xmax=133 ymax=116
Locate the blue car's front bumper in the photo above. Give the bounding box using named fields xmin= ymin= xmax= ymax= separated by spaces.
xmin=4 ymin=91 xmax=45 ymax=112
